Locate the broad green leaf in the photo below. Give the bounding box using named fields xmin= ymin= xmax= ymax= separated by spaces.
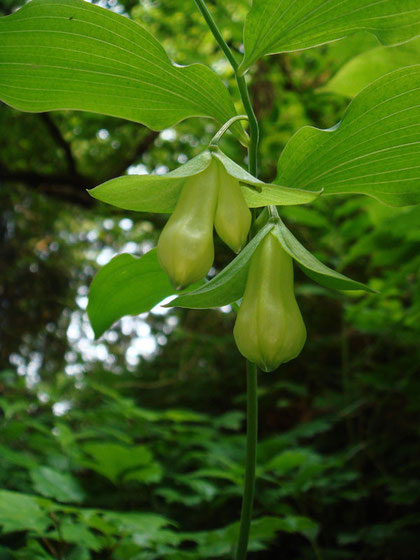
xmin=0 ymin=490 xmax=50 ymax=534
xmin=0 ymin=0 xmax=245 ymax=142
xmin=87 ymin=249 xmax=174 ymax=339
xmin=324 ymin=37 xmax=420 ymax=97
xmin=90 ymin=149 xmax=320 ymax=213
xmin=276 ymin=67 xmax=420 ymax=207
xmin=171 ymin=223 xmax=274 ymax=309
xmin=30 ymin=466 xmax=86 ymax=503
xmin=239 ymin=0 xmax=420 ymax=73
xmin=81 ymin=442 xmax=158 ymax=484
xmin=272 ymin=221 xmax=373 ymax=292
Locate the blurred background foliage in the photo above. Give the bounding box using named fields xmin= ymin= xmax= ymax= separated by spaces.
xmin=1 ymin=0 xmax=419 ymax=559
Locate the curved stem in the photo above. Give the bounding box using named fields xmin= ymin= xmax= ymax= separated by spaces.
xmin=235 ymin=361 xmax=258 ymax=560
xmin=209 ymin=115 xmax=249 ymax=146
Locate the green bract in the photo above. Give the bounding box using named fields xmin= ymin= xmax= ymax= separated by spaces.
xmin=233 ymin=230 xmax=307 ymax=372
xmin=89 ymin=148 xmax=322 ymax=212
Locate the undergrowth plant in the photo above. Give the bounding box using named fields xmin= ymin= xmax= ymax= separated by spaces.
xmin=1 ymin=0 xmax=419 ymax=558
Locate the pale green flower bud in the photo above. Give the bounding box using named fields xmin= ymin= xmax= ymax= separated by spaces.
xmin=233 ymin=231 xmax=306 ymax=372
xmin=214 ymin=166 xmax=251 ymax=253
xmin=157 ymin=161 xmax=219 ymax=290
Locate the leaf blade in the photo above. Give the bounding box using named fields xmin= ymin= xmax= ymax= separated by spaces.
xmin=323 ymin=37 xmax=420 ymax=98
xmin=276 ymin=66 xmax=420 ymax=207
xmin=240 ymin=0 xmax=420 ymax=73
xmin=0 ymin=0 xmax=244 ymax=140
xmin=87 ymin=249 xmax=174 ymax=339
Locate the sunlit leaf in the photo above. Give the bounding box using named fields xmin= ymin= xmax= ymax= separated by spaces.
xmin=0 ymin=0 xmax=245 ymax=142
xmin=276 ymin=67 xmax=420 ymax=207
xmin=239 ymin=0 xmax=420 ymax=73
xmin=324 ymin=37 xmax=420 ymax=97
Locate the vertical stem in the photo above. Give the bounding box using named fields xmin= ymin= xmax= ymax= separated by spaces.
xmin=193 ymin=0 xmax=260 ymax=176
xmin=235 ymin=75 xmax=259 ymax=176
xmin=192 ymin=3 xmax=261 ymax=558
xmin=235 ymin=361 xmax=258 ymax=560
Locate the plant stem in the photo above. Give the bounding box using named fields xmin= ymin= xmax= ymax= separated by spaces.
xmin=193 ymin=0 xmax=259 ymax=176
xmin=235 ymin=75 xmax=259 ymax=176
xmin=192 ymin=3 xmax=261 ymax=558
xmin=209 ymin=115 xmax=249 ymax=146
xmin=235 ymin=360 xmax=258 ymax=560
xmin=193 ymin=0 xmax=239 ymax=72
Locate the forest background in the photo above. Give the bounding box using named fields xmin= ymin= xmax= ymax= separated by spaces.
xmin=1 ymin=0 xmax=420 ymax=558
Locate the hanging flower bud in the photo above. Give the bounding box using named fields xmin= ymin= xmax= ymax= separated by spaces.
xmin=157 ymin=161 xmax=219 ymax=290
xmin=214 ymin=165 xmax=251 ymax=253
xmin=233 ymin=231 xmax=306 ymax=372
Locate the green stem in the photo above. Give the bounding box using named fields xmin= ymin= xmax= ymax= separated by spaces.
xmin=193 ymin=0 xmax=239 ymax=72
xmin=209 ymin=115 xmax=249 ymax=146
xmin=192 ymin=3 xmax=261 ymax=558
xmin=235 ymin=361 xmax=258 ymax=560
xmin=193 ymin=0 xmax=259 ymax=176
xmin=235 ymin=75 xmax=259 ymax=176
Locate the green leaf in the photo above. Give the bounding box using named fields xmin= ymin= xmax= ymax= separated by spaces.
xmin=276 ymin=67 xmax=420 ymax=207
xmin=89 ymin=152 xmax=211 ymax=212
xmin=87 ymin=249 xmax=174 ymax=339
xmin=30 ymin=466 xmax=86 ymax=503
xmin=239 ymin=0 xmax=420 ymax=73
xmin=267 ymin=449 xmax=321 ymax=475
xmin=0 ymin=0 xmax=245 ymax=142
xmin=272 ymin=221 xmax=373 ymax=292
xmin=0 ymin=490 xmax=51 ymax=534
xmin=81 ymin=442 xmax=159 ymax=484
xmin=51 ymin=519 xmax=104 ymax=551
xmin=171 ymin=223 xmax=274 ymax=309
xmin=324 ymin=37 xmax=420 ymax=98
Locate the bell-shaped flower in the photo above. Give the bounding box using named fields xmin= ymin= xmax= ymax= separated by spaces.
xmin=214 ymin=168 xmax=251 ymax=253
xmin=157 ymin=161 xmax=219 ymax=289
xmin=233 ymin=230 xmax=306 ymax=372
